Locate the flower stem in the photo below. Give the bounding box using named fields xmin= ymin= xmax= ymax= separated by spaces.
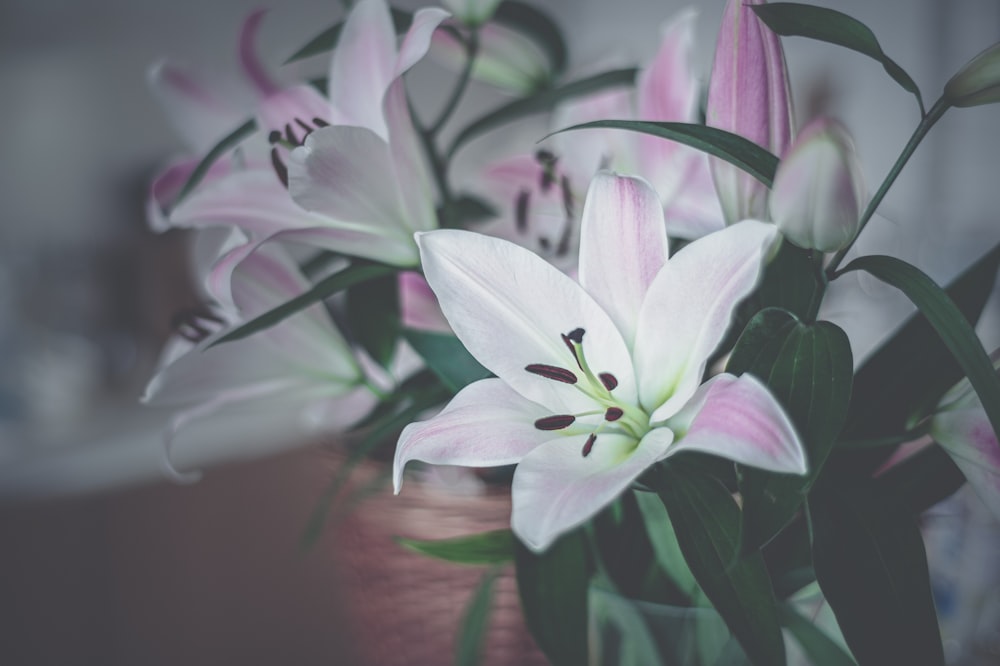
xmin=427 ymin=28 xmax=479 ymax=137
xmin=826 ymin=96 xmax=951 ymax=278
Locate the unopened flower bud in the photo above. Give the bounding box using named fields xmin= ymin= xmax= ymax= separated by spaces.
xmin=769 ymin=118 xmax=864 ymax=253
xmin=944 ymin=42 xmax=1000 ymax=108
xmin=707 ymin=0 xmax=794 ymax=224
xmin=441 ymin=0 xmax=502 ymax=27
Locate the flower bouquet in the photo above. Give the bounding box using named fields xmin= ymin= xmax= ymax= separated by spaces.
xmin=143 ymin=0 xmax=1000 ymax=664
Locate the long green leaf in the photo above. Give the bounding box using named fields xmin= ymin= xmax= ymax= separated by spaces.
xmin=655 ymin=461 xmax=786 ymax=666
xmin=810 ymin=496 xmax=944 ymax=665
xmin=843 ymin=254 xmax=1000 ymax=458
xmin=549 ymin=120 xmax=778 ymax=187
xmin=456 ymin=567 xmax=502 ymax=666
xmin=403 ymin=329 xmax=492 ymax=392
xmin=492 ymin=1 xmax=567 ymax=77
xmin=284 ymin=8 xmax=413 ymax=63
xmin=172 ymin=119 xmax=257 ymax=207
xmin=211 ymin=262 xmax=396 ymax=347
xmin=345 ymin=271 xmax=400 ymax=368
xmin=751 ymin=3 xmax=924 ymax=113
xmin=514 ymin=529 xmax=591 ymax=666
xmin=398 ymin=529 xmax=514 ymax=565
xmin=778 ymin=603 xmax=857 ymax=666
xmin=447 ymin=68 xmax=637 ymax=158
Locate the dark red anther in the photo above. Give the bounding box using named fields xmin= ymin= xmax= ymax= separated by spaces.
xmin=565 ymin=328 xmax=585 ymax=343
xmin=515 ymin=189 xmax=530 ymax=233
xmin=604 ymin=407 xmax=624 ymax=422
xmin=599 ymin=373 xmax=618 ymax=391
xmin=284 ymin=122 xmax=298 ymax=145
xmin=534 ymin=414 xmax=577 ymax=431
xmin=270 ymin=147 xmax=289 ymax=188
xmin=268 ymin=130 xmax=282 ymax=144
xmin=582 ymin=433 xmax=597 ymax=457
xmin=525 ymin=364 xmax=577 ymax=384
xmin=295 ymin=117 xmax=314 ymax=138
xmin=312 ymin=117 xmax=330 ymax=128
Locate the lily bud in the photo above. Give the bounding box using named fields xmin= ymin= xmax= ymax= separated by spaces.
xmin=707 ymin=0 xmax=793 ymax=224
xmin=440 ymin=0 xmax=502 ymax=27
xmin=431 ymin=21 xmax=550 ymax=93
xmin=944 ymin=42 xmax=1000 ymax=108
xmin=769 ymin=117 xmax=865 ymax=253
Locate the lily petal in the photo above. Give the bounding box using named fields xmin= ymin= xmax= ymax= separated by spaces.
xmin=932 ymin=407 xmax=1000 ymax=522
xmin=417 ymin=229 xmax=637 ymax=413
xmin=395 ymin=7 xmax=451 ymax=77
xmin=399 ymin=271 xmax=452 ymax=334
xmin=578 ymin=172 xmax=668 ymax=347
xmin=238 ymin=9 xmax=280 ymax=96
xmin=147 ymin=157 xmax=233 ymax=232
xmin=393 ymin=378 xmax=555 ymax=492
xmin=511 ymin=429 xmax=674 ymax=552
xmin=665 ymin=373 xmax=806 ymax=474
xmin=147 ymin=61 xmax=245 ymax=153
xmin=635 ymin=219 xmax=777 ymax=420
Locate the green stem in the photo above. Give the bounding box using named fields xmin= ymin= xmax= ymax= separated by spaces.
xmin=826 ymin=96 xmax=952 ymax=278
xmin=427 ymin=29 xmax=479 ymax=137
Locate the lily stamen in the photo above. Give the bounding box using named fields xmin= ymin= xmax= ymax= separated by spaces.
xmin=534 ymin=414 xmax=577 ymax=431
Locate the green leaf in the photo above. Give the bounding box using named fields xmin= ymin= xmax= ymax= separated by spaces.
xmin=403 ymin=329 xmax=493 ymax=392
xmin=492 ymin=1 xmax=567 ymax=77
xmin=438 ymin=193 xmax=498 ymax=228
xmin=751 ymin=3 xmax=924 ymax=113
xmin=753 ymin=240 xmax=825 ymax=320
xmin=398 ymin=529 xmax=514 ymax=565
xmin=345 ymin=270 xmax=400 ymax=368
xmin=284 ymin=8 xmax=413 ymax=63
xmin=514 ymin=529 xmax=591 ymax=666
xmin=447 ymin=68 xmax=637 ymax=158
xmin=548 ymin=120 xmax=778 ymax=187
xmin=867 ymin=444 xmax=965 ymax=524
xmin=810 ymin=496 xmax=944 ymax=665
xmin=171 ymin=119 xmax=257 ymax=208
xmin=456 ymin=567 xmax=502 ymax=666
xmin=634 ymin=491 xmax=701 ymax=603
xmin=211 ymin=262 xmax=397 ymax=347
xmin=778 ymin=603 xmax=857 ymax=666
xmin=842 ymin=254 xmax=1000 ymax=461
xmin=655 ymin=460 xmax=786 ymax=666
xmin=727 ymin=309 xmax=853 ymax=551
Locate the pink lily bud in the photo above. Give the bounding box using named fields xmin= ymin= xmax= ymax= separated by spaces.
xmin=944 ymin=42 xmax=1000 ymax=108
xmin=707 ymin=0 xmax=794 ymax=223
xmin=768 ymin=117 xmax=865 ymax=253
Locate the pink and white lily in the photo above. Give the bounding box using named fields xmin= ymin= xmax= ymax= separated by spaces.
xmin=393 ymin=172 xmax=805 ymax=551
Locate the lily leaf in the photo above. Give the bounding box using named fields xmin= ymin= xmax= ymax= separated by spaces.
xmin=403 ymin=329 xmax=493 ymax=393
xmin=447 ymin=68 xmax=637 ymax=158
xmin=778 ymin=603 xmax=857 ymax=666
xmin=493 ymin=1 xmax=567 ymax=78
xmin=549 ymin=120 xmax=778 ymax=187
xmin=842 ymin=254 xmax=1000 ymax=461
xmin=172 ymin=119 xmax=257 ymax=208
xmin=346 ymin=271 xmax=400 ymax=368
xmin=284 ymin=8 xmax=413 ymax=63
xmin=514 ymin=529 xmax=591 ymax=666
xmin=456 ymin=567 xmax=502 ymax=666
xmin=728 ymin=309 xmax=853 ymax=551
xmin=211 ymin=262 xmax=397 ymax=347
xmin=398 ymin=529 xmax=514 ymax=565
xmin=810 ymin=495 xmax=944 ymax=665
xmin=751 ymin=3 xmax=924 ymax=113
xmin=655 ymin=460 xmax=786 ymax=666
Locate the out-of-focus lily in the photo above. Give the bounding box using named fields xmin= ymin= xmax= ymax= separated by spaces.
xmin=393 ymin=172 xmax=805 ymax=551
xmin=142 ymin=235 xmax=379 ymax=477
xmin=929 ymin=351 xmax=1000 ymax=523
xmin=944 ymin=41 xmax=1000 ymax=108
xmin=706 ymin=0 xmax=793 ymax=224
xmin=769 ymin=117 xmax=865 ymax=253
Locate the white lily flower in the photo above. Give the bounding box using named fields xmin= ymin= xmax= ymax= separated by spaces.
xmin=394 ymin=172 xmax=805 ymax=551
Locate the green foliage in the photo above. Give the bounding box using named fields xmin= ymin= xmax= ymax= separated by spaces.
xmin=398 ymin=529 xmax=514 ymax=565
xmin=403 ymin=330 xmax=493 ymax=393
xmin=492 ymin=1 xmax=567 ymax=78
xmin=456 ymin=567 xmax=503 ymax=666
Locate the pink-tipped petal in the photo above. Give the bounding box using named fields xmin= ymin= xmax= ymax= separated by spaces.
xmin=417 ymin=229 xmax=636 ymax=414
xmin=635 ymin=220 xmax=778 ymax=420
xmin=147 ymin=157 xmax=234 ymax=232
xmin=257 ymin=85 xmax=333 ymax=136
xmin=637 ymin=9 xmax=700 ymax=129
xmin=147 ymin=61 xmax=245 ymax=153
xmin=393 ymin=378 xmax=555 ymax=492
xmin=511 ymin=429 xmax=674 ymax=552
xmin=395 ymin=7 xmax=451 ymax=76
xmin=239 ymin=9 xmax=281 ymax=96
xmin=665 ymin=373 xmax=806 ymax=474
xmin=399 ymin=271 xmax=452 ymax=334
xmin=578 ymin=172 xmax=669 ymax=346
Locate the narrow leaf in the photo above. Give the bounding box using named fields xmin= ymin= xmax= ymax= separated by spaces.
xmin=514 ymin=529 xmax=591 ymax=666
xmin=549 ymin=120 xmax=778 ymax=187
xmin=751 ymin=3 xmax=924 ymax=113
xmin=212 ymin=262 xmax=397 ymax=347
xmin=456 ymin=567 xmax=502 ymax=666
xmin=398 ymin=529 xmax=514 ymax=565
xmin=284 ymin=8 xmax=413 ymax=63
xmin=403 ymin=329 xmax=493 ymax=392
xmin=634 ymin=491 xmax=700 ymax=602
xmin=778 ymin=603 xmax=857 ymax=666
xmin=346 ymin=271 xmax=400 ymax=368
xmin=655 ymin=461 xmax=786 ymax=666
xmin=843 ymin=255 xmax=1000 ymax=459
xmin=492 ymin=1 xmax=567 ymax=77
xmin=172 ymin=119 xmax=257 ymax=208
xmin=447 ymin=68 xmax=637 ymax=157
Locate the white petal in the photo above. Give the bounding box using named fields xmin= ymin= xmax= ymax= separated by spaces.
xmin=665 ymin=373 xmax=806 ymax=474
xmin=635 ymin=219 xmax=778 ymax=421
xmin=933 ymin=407 xmax=1000 ymax=523
xmin=511 ymin=428 xmax=673 ymax=552
xmin=393 ymin=378 xmax=555 ymax=492
xmin=147 ymin=61 xmax=244 ymax=153
xmin=417 ymin=229 xmax=636 ymax=413
xmin=395 ymin=7 xmax=451 ymax=76
xmin=578 ymin=172 xmax=668 ymax=347
xmin=399 ymin=271 xmax=452 ymax=334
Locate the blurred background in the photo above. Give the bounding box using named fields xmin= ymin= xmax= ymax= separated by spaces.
xmin=0 ymin=0 xmax=998 ymax=664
